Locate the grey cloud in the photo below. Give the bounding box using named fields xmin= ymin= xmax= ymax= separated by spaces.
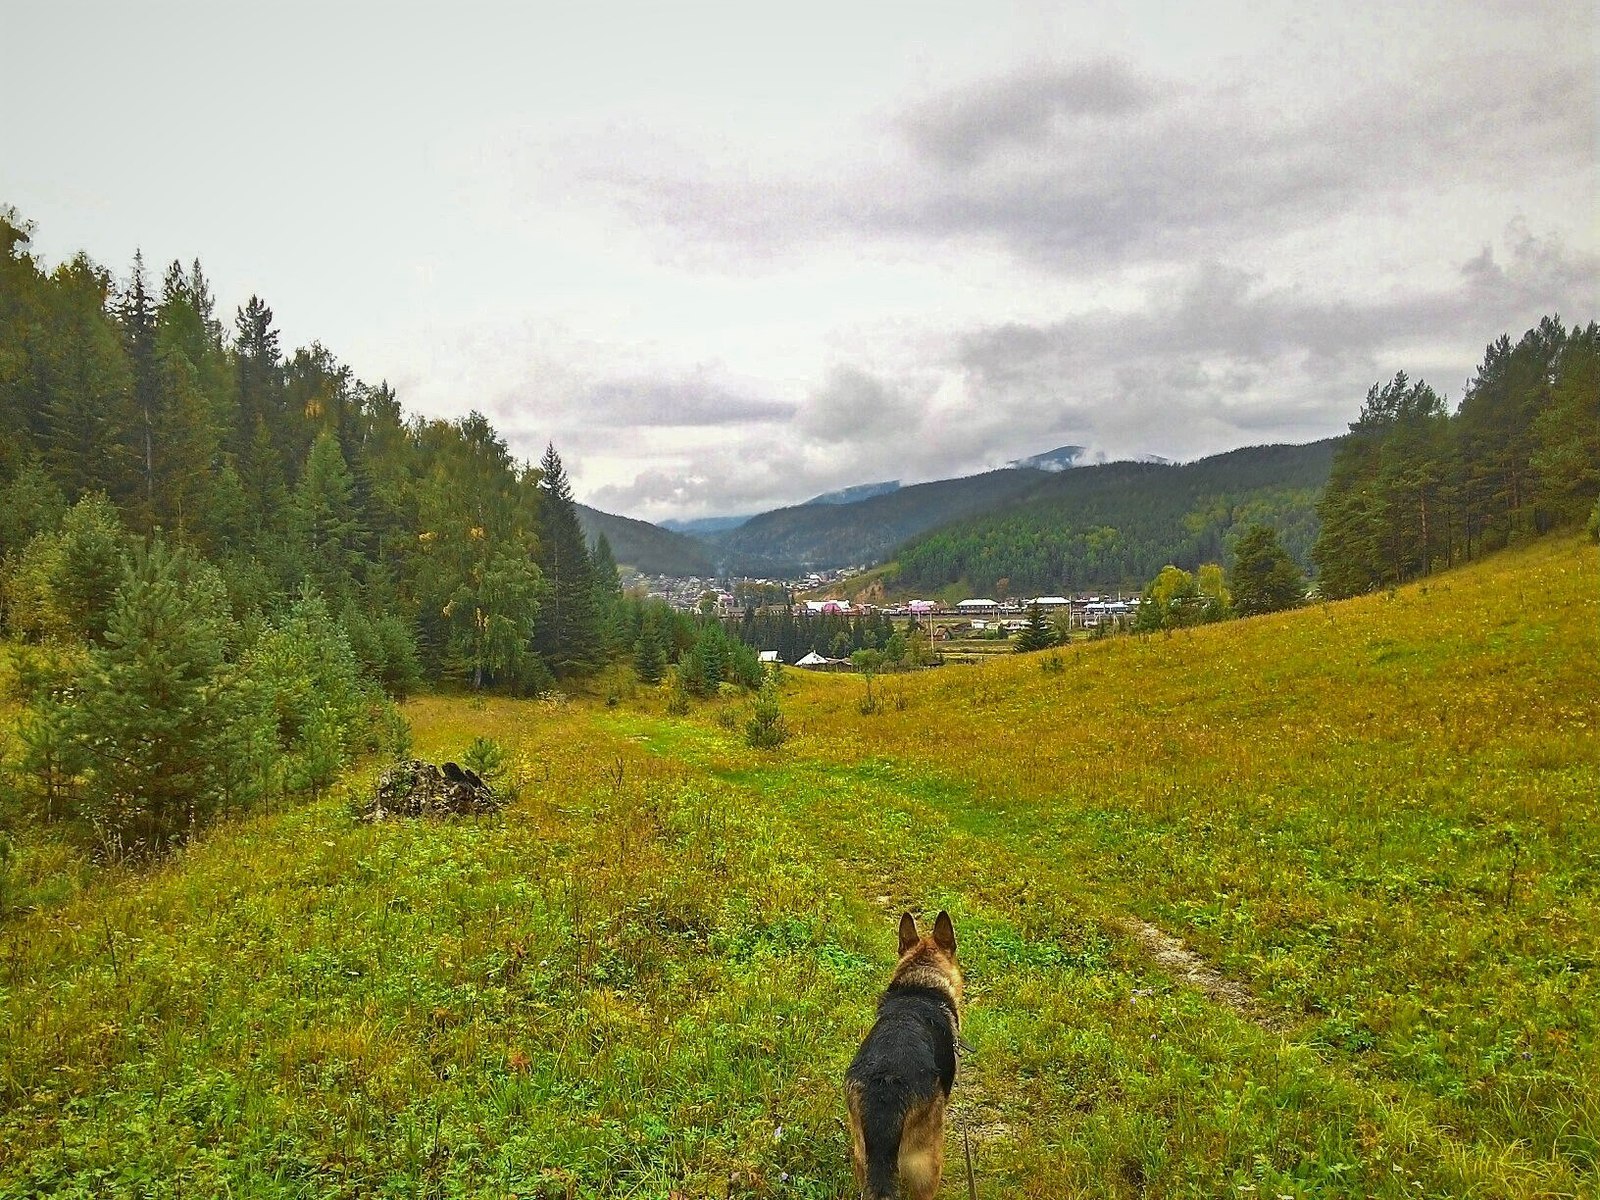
xmin=899 ymin=59 xmax=1161 ymax=167
xmin=876 ymin=55 xmax=1593 ymax=270
xmin=956 ymin=223 xmax=1597 ymax=456
xmin=1460 ymin=219 xmax=1599 ymax=315
xmin=580 ymin=377 xmax=796 ymax=426
xmin=492 ymin=222 xmax=1594 ymax=521
xmin=964 ymin=225 xmax=1596 ymax=387
xmin=597 ymin=50 xmax=1593 ymax=275
xmin=796 ymin=366 xmax=925 ymax=444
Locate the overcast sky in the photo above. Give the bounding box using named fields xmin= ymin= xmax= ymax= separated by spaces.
xmin=4 ymin=1 xmax=1595 ymax=519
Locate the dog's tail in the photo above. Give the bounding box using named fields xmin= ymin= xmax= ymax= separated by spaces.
xmin=850 ymin=1086 xmax=904 ymax=1199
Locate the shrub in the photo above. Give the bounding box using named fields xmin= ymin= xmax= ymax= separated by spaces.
xmin=342 ymin=602 xmax=423 ymax=699
xmin=244 ymin=589 xmax=396 ymax=801
xmin=665 ymin=665 xmax=690 ymax=716
xmin=744 ymin=678 xmax=790 ymax=749
xmin=463 ymin=736 xmax=507 ymax=785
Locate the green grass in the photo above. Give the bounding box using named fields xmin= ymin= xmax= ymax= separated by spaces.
xmin=2 ymin=535 xmax=1596 ymax=1197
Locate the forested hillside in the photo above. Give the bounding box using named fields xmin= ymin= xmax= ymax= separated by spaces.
xmin=892 ymin=440 xmax=1338 ymax=596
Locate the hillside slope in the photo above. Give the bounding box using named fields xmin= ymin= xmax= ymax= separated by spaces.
xmin=575 ymin=503 xmax=715 ymax=576
xmin=3 ymin=534 xmax=1594 ymax=1196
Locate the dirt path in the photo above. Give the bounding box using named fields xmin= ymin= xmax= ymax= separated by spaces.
xmin=1113 ymin=915 xmax=1291 ymax=1031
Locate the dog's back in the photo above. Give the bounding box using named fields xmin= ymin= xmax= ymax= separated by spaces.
xmin=845 ymin=912 xmax=962 ymax=1200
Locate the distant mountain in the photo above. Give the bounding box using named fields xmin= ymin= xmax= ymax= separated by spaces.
xmin=659 ymin=515 xmax=751 ymax=536
xmin=704 ymin=469 xmax=1049 ymax=575
xmin=575 ymin=505 xmax=716 ymax=577
xmin=591 ymin=440 xmax=1333 ymax=582
xmin=1005 ymin=445 xmax=1173 ymax=471
xmin=1007 ymin=446 xmax=1087 ymax=472
xmin=805 ymin=480 xmax=901 ymax=506
xmin=892 ymin=439 xmax=1338 ymax=595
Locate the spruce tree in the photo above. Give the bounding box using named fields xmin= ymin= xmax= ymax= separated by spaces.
xmin=117 ymin=251 xmax=160 ymax=521
xmin=291 ymin=431 xmax=366 ymax=603
xmin=40 ymin=256 xmax=138 ymax=502
xmin=1014 ymin=601 xmax=1055 ymax=653
xmin=634 ymin=615 xmax=666 ymax=684
xmin=590 ymin=531 xmax=623 ymax=654
xmin=533 ymin=443 xmax=599 ymax=676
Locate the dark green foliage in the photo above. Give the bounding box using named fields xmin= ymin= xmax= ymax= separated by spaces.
xmin=0 ymin=461 xmax=67 ymax=559
xmin=243 ymin=590 xmax=395 ymax=799
xmin=1014 ymin=601 xmax=1056 ymax=653
xmin=1312 ymin=373 xmax=1450 ymax=597
xmin=704 ymin=468 xmax=1049 ymax=574
xmin=633 ymin=616 xmax=667 ymax=684
xmin=894 ymin=442 xmax=1335 ymax=596
xmin=680 ymin=624 xmax=726 ymax=698
xmin=1230 ymin=525 xmax=1306 ymax=617
xmin=721 ymin=605 xmax=897 ymax=663
xmin=1530 ymin=322 xmax=1599 ymax=525
xmin=291 ymin=431 xmax=366 ymax=604
xmin=589 ymin=531 xmax=625 ymax=655
xmin=410 ymin=413 xmax=544 ymax=689
xmin=341 ymin=602 xmax=423 ymax=699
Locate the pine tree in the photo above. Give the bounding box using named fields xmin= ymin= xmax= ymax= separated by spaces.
xmin=6 ymin=493 xmax=130 ymax=643
xmin=67 ymin=539 xmax=253 ymax=852
xmin=1530 ymin=322 xmax=1600 ymax=524
xmin=39 ymin=256 xmax=138 ymax=502
xmin=232 ymin=296 xmax=285 ymax=499
xmin=533 ymin=443 xmax=599 ymax=676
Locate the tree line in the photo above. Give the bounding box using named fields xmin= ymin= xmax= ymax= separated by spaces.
xmin=725 ymin=606 xmax=901 ymax=664
xmin=1312 ymin=316 xmax=1597 ymax=597
xmin=0 ymin=209 xmax=740 ymax=852
xmin=0 ymin=209 xmax=635 ymax=692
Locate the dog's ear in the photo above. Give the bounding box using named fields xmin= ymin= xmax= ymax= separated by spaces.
xmin=932 ymin=910 xmax=956 ymax=955
xmin=898 ymin=912 xmax=919 ymax=955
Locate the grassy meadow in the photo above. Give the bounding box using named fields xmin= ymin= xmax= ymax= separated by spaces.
xmin=1 ymin=534 xmax=1596 ymax=1198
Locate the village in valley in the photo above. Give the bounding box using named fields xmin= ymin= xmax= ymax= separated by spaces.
xmin=628 ymin=566 xmax=1140 ymax=667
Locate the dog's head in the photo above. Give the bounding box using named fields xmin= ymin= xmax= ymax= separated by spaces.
xmin=891 ymin=910 xmax=963 ymax=1007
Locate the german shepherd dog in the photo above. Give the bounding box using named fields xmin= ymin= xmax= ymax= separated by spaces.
xmin=845 ymin=911 xmax=964 ymax=1199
